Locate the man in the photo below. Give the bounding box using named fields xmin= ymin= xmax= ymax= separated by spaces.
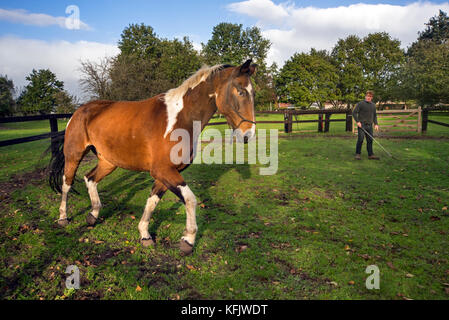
xmin=352 ymin=91 xmax=380 ymax=160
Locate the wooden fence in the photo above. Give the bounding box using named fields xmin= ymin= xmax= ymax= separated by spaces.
xmin=0 ymin=107 xmax=448 ymax=152
xmin=352 ymin=108 xmax=423 ymax=133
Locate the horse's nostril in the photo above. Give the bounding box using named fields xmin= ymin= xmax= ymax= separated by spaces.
xmin=244 ymin=136 xmax=249 ymax=144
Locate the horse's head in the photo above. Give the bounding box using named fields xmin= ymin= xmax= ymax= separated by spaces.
xmin=215 ymin=60 xmax=257 ymax=144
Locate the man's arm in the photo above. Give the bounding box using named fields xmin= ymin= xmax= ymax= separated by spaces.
xmin=373 ymin=105 xmax=378 ymax=125
xmin=373 ymin=104 xmax=379 ymax=131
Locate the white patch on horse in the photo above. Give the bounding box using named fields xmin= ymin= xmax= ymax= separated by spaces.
xmin=178 ymin=185 xmax=197 ymax=245
xmin=66 ymin=118 xmax=72 ymax=129
xmin=246 ymin=82 xmax=254 ymax=103
xmin=162 ymin=64 xmax=226 ymax=138
xmin=84 ymin=176 xmax=101 ymax=218
xmin=138 ymin=194 xmax=160 ymax=239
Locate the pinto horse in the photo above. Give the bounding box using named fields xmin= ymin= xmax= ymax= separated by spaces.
xmin=48 ymin=60 xmax=257 ymax=255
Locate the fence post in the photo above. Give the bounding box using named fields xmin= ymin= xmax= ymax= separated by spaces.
xmin=324 ymin=113 xmax=331 ymax=132
xmin=422 ymin=107 xmax=428 ymax=133
xmin=417 ymin=106 xmax=422 ymax=133
xmin=318 ymin=113 xmax=323 ymax=132
xmin=288 ymin=111 xmax=293 ymax=133
xmin=284 ymin=110 xmax=288 ymax=133
xmin=345 ymin=111 xmax=352 ymax=132
xmin=49 ymin=117 xmax=59 ymax=156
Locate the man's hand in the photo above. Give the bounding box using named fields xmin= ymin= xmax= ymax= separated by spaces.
xmin=357 ymin=122 xmax=362 ymax=128
xmin=375 ymin=124 xmax=379 ymax=131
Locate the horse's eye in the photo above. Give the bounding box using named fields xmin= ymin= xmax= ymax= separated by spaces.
xmin=238 ymin=91 xmax=245 ymax=96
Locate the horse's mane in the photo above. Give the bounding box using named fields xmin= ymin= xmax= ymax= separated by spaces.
xmin=163 ymin=64 xmax=232 ymax=103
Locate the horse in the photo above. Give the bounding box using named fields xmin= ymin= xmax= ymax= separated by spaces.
xmin=48 ymin=59 xmax=257 ymax=255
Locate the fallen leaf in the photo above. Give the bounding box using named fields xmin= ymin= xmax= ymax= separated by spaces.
xmin=430 ymin=216 xmax=440 ymax=221
xmin=344 ymin=245 xmax=351 ymax=251
xmin=186 ymin=264 xmax=195 ymax=270
xmin=406 ymin=273 xmax=414 ymax=278
xmin=387 ymin=262 xmax=397 ymax=270
xmin=136 ymin=285 xmax=142 ymax=292
xmin=348 ymin=280 xmax=355 ymax=285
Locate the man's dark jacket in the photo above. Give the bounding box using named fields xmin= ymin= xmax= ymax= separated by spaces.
xmin=352 ymin=101 xmax=378 ymax=125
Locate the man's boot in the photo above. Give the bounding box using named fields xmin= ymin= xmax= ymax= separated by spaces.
xmin=355 ymin=154 xmax=361 ymax=160
xmin=368 ymin=154 xmax=380 ymax=160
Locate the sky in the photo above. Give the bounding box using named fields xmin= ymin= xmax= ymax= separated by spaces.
xmin=1 ymin=0 xmax=448 ymax=100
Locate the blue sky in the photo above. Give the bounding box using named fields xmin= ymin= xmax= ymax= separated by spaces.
xmin=1 ymin=0 xmax=448 ymax=99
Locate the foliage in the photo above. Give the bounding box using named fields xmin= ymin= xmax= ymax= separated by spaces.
xmin=276 ymin=50 xmax=339 ymax=108
xmin=362 ymin=33 xmax=404 ymax=104
xmin=80 ymin=24 xmax=202 ymax=101
xmin=202 ymin=23 xmax=270 ymax=66
xmin=17 ymin=69 xmax=64 ymax=114
xmin=401 ymin=41 xmax=449 ymax=106
xmin=418 ymin=10 xmax=449 ymax=45
xmin=0 ymin=75 xmax=15 ymax=117
xmin=54 ymin=90 xmax=79 ymax=114
xmin=202 ymin=23 xmax=274 ymax=108
xmin=402 ymin=10 xmax=449 ymax=106
xmin=330 ymin=35 xmax=365 ymax=108
xmin=79 ymin=58 xmax=112 ymax=100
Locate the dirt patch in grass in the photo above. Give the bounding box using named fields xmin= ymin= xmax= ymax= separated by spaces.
xmin=0 ymin=168 xmax=47 ymax=206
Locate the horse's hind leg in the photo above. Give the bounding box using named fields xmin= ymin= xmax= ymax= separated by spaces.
xmin=84 ymin=158 xmax=117 ymax=226
xmin=58 ymin=153 xmax=84 ymax=227
xmin=138 ymin=179 xmax=167 ymax=247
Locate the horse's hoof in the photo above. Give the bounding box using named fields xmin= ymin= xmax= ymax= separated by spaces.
xmin=86 ymin=213 xmax=97 ymax=226
xmin=141 ymin=238 xmax=155 ymax=248
xmin=179 ymin=239 xmax=194 ymax=255
xmin=57 ymin=218 xmax=69 ymax=227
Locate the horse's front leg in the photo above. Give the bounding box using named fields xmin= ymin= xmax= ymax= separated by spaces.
xmin=138 ymin=179 xmax=167 ymax=247
xmin=154 ymin=169 xmax=197 ymax=255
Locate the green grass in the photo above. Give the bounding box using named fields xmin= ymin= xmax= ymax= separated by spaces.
xmin=1 ymin=117 xmax=449 ymax=300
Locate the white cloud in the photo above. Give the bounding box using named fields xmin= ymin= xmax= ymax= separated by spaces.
xmin=0 ymin=37 xmax=119 ymax=100
xmin=227 ymin=1 xmax=449 ymax=66
xmin=0 ymin=8 xmax=91 ymax=30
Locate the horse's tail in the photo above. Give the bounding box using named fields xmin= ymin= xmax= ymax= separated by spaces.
xmin=47 ymin=135 xmax=65 ymax=193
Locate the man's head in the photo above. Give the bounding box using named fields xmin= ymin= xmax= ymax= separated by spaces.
xmin=365 ymin=90 xmax=374 ymax=102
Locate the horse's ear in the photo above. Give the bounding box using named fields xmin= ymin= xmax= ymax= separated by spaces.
xmin=239 ymin=59 xmax=257 ymax=76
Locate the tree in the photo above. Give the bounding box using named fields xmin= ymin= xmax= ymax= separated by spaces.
xmin=202 ymin=23 xmax=274 ymax=108
xmin=202 ymin=23 xmax=271 ymax=66
xmin=79 ymin=57 xmax=112 ymax=100
xmin=401 ymin=10 xmax=449 ymax=106
xmin=118 ymin=23 xmax=162 ymax=59
xmin=402 ymin=40 xmax=449 ymax=106
xmin=418 ymin=10 xmax=449 ymax=44
xmin=54 ymin=90 xmax=78 ymax=114
xmin=362 ymin=32 xmax=404 ymax=104
xmin=276 ymin=50 xmax=339 ymax=109
xmin=17 ymin=69 xmax=64 ymax=114
xmin=0 ymin=75 xmax=15 ymax=117
xmin=331 ymin=35 xmax=365 ymax=108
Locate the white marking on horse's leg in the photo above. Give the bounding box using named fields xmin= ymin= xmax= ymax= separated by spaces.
xmin=178 ymin=185 xmax=197 ymax=245
xmin=84 ymin=176 xmax=101 ymax=219
xmin=138 ymin=195 xmax=160 ymax=240
xmin=59 ymin=175 xmax=71 ymax=220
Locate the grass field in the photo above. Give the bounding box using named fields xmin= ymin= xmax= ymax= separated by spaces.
xmin=0 ymin=116 xmax=448 ymax=300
